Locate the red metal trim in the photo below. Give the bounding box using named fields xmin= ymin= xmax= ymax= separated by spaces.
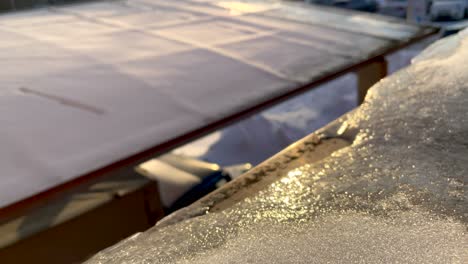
xmin=0 ymin=27 xmax=439 ymax=219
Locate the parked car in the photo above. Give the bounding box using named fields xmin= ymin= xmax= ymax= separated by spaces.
xmin=308 ymin=0 xmax=379 ymax=13
xmin=429 ymin=0 xmax=467 ymax=20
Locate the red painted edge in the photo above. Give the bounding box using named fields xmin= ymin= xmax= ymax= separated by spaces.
xmin=0 ymin=27 xmax=439 ymax=219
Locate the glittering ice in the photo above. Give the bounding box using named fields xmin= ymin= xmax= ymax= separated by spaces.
xmin=86 ymin=30 xmax=468 ymax=263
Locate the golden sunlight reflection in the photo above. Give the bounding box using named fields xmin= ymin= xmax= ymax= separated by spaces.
xmin=216 ymin=1 xmax=276 ymax=15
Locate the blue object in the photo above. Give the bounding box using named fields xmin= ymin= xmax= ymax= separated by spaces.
xmin=168 ymin=170 xmax=231 ymax=213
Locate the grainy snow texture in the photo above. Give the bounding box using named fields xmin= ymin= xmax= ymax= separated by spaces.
xmin=86 ymin=30 xmax=468 ymax=263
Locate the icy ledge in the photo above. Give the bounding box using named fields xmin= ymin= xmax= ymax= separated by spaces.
xmin=86 ymin=30 xmax=468 ymax=263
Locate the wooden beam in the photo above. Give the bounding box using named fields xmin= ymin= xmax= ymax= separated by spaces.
xmin=357 ymin=56 xmax=388 ymax=104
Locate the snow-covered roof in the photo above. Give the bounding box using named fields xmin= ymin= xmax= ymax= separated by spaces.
xmin=0 ymin=0 xmax=434 ymax=209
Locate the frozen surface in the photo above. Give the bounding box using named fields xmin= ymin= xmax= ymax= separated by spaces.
xmin=86 ymin=30 xmax=468 ymax=263
xmin=0 ymin=0 xmax=432 ymax=208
